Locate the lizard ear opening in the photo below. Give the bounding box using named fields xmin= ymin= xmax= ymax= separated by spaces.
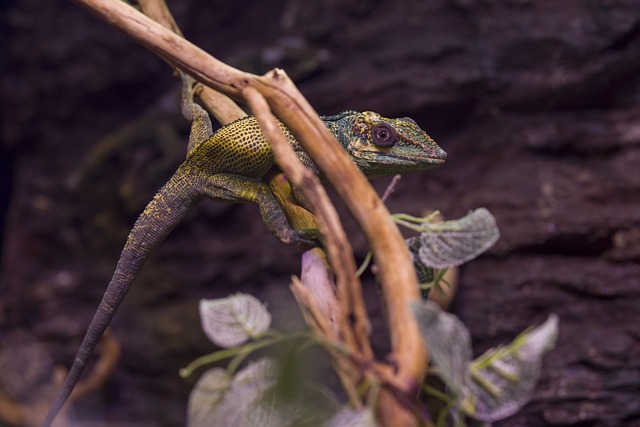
xmin=372 ymin=124 xmax=398 ymax=147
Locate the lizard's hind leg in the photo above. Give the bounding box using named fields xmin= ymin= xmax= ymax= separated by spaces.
xmin=199 ymin=172 xmax=315 ymax=245
xmin=179 ymin=71 xmax=214 ymax=157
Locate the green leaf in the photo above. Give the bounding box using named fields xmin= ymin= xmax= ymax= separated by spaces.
xmin=405 ymin=208 xmax=500 ymax=269
xmin=199 ymin=293 xmax=271 ymax=348
xmin=410 ymin=302 xmax=559 ymax=423
xmin=188 ymin=357 xmax=339 ymax=427
xmin=188 ymin=358 xmax=290 ymax=427
xmin=465 ymin=315 xmax=559 ymax=422
xmin=410 ymin=301 xmax=472 ymax=395
xmin=324 ymin=408 xmax=379 ymax=427
xmin=406 ymin=236 xmax=435 ymax=285
xmin=187 ymin=368 xmax=232 ymax=427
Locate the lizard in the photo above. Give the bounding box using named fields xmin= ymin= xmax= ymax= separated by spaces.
xmin=42 ymin=74 xmax=447 ymax=427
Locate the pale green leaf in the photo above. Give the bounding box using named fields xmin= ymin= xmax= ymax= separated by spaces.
xmin=188 ymin=357 xmax=340 ymax=427
xmin=406 ymin=236 xmax=435 ymax=285
xmin=410 ymin=300 xmax=472 ymax=395
xmin=199 ymin=293 xmax=271 ymax=348
xmin=464 ymin=314 xmax=559 ymax=422
xmin=411 ymin=302 xmax=558 ymax=424
xmin=187 ymin=368 xmax=232 ymax=427
xmin=188 ymin=358 xmax=292 ymax=427
xmin=325 ymin=408 xmax=379 ymax=427
xmin=411 ymin=208 xmax=500 ymax=269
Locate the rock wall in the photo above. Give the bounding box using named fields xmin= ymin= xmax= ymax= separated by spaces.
xmin=1 ymin=1 xmax=639 ymax=425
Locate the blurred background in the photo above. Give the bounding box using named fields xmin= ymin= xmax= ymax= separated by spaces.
xmin=1 ymin=0 xmax=640 ymax=426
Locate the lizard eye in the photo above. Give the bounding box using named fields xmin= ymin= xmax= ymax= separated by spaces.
xmin=372 ymin=124 xmax=398 ymax=147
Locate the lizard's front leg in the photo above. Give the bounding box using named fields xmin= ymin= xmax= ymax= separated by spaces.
xmin=179 ymin=71 xmax=214 ymax=157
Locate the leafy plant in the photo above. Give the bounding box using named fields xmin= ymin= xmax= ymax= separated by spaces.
xmin=183 ymin=209 xmax=557 ymax=426
xmin=400 ymin=208 xmax=500 ymax=298
xmin=184 ymin=293 xmax=372 ymax=427
xmin=412 ymin=301 xmax=558 ymax=426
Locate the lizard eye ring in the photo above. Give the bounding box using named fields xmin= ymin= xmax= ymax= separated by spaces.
xmin=372 ymin=124 xmax=398 ymax=147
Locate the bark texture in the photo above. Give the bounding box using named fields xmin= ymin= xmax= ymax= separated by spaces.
xmin=1 ymin=1 xmax=639 ymax=425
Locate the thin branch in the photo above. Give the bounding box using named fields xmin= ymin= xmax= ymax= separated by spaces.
xmin=137 ymin=0 xmax=183 ymax=36
xmin=242 ymin=86 xmax=373 ymax=360
xmin=137 ymin=0 xmax=246 ymax=125
xmin=196 ymin=85 xmax=247 ymax=125
xmin=381 ymin=174 xmax=402 ymax=203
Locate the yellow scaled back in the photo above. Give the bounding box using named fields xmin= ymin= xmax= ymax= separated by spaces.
xmin=190 ymin=116 xmax=298 ymax=179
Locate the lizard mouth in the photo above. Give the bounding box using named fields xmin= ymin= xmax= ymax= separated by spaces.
xmin=360 ymin=150 xmax=447 ymax=165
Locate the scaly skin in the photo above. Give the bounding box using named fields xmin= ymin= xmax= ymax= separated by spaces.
xmin=42 ymin=77 xmax=446 ymax=427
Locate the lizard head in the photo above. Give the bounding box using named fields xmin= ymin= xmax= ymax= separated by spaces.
xmin=324 ymin=111 xmax=447 ymax=177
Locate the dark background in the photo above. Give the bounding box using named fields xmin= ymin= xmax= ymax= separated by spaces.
xmin=2 ymin=0 xmax=640 ymax=426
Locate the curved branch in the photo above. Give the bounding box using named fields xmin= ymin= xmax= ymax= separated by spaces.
xmin=243 ymin=86 xmax=372 ymax=359
xmin=137 ymin=0 xmax=246 ymax=124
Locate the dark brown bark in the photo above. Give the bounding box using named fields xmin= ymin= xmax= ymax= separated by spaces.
xmin=1 ymin=1 xmax=639 ymax=425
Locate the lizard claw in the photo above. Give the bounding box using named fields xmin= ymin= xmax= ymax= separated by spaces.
xmin=291 ymin=229 xmax=323 ymax=247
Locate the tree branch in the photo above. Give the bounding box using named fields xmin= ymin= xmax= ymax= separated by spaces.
xmin=70 ymin=0 xmax=427 ymax=423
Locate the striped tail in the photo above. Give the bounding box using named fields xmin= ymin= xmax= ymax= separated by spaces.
xmin=42 ymin=171 xmax=199 ymax=427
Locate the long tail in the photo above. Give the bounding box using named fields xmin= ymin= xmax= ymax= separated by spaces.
xmin=42 ymin=170 xmax=199 ymax=427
